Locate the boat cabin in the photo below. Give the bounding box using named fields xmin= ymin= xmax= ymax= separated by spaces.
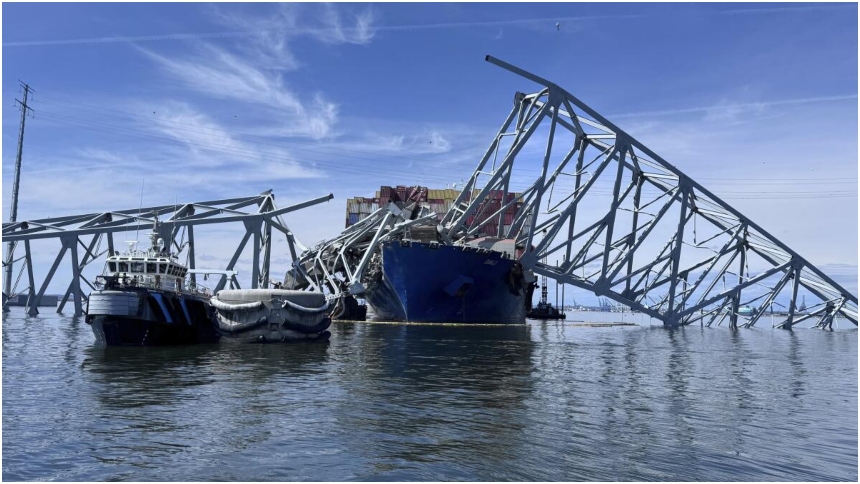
xmin=104 ymin=254 xmax=187 ymax=291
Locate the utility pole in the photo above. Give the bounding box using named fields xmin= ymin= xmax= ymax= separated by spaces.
xmin=3 ymin=81 xmax=34 ymax=312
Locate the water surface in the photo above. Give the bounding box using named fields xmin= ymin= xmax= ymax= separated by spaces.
xmin=3 ymin=308 xmax=857 ymax=481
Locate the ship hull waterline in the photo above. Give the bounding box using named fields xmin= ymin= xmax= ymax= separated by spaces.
xmin=364 ymin=241 xmax=528 ymax=324
xmin=86 ymin=289 xmax=218 ymax=347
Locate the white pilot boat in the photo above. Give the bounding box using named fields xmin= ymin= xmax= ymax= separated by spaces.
xmin=85 ymin=225 xmax=217 ymax=346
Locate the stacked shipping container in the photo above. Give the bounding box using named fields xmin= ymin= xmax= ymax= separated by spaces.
xmin=345 ymin=185 xmax=532 ymax=237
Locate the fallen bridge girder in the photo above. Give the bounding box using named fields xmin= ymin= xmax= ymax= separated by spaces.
xmin=435 ymin=56 xmax=857 ymax=329
xmin=2 ymin=192 xmax=333 ymax=316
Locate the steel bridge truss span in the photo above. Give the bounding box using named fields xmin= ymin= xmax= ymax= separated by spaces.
xmin=288 ymin=201 xmax=438 ymax=300
xmin=439 ymin=56 xmax=856 ymax=329
xmin=2 ymin=191 xmax=333 ymax=316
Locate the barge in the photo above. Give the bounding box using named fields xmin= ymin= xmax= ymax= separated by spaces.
xmin=209 ymin=289 xmax=332 ymax=343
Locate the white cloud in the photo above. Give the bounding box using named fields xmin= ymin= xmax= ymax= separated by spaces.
xmin=609 ymin=94 xmax=857 ymax=120
xmin=134 ymin=3 xmax=379 ymax=142
xmin=137 ymin=44 xmax=335 ymax=139
xmin=313 ymin=3 xmax=377 ymax=44
xmin=428 ymin=130 xmax=452 ymax=152
xmin=703 ymin=99 xmax=766 ymax=123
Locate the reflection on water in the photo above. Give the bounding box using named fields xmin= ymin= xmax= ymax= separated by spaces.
xmin=331 ymin=324 xmax=534 ymax=481
xmin=2 ymin=308 xmax=857 ymax=481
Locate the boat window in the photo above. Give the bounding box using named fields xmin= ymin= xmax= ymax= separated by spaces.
xmin=131 ymin=262 xmax=144 ymax=273
xmin=146 ymin=262 xmax=156 ymax=273
xmin=108 ymin=262 xmax=117 ymax=272
xmin=179 ymin=269 xmax=186 ymax=278
xmin=118 ymin=262 xmax=128 ymax=272
xmin=169 ymin=265 xmax=177 ymax=276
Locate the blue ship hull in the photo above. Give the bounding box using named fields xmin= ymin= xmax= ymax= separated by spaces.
xmin=364 ymin=241 xmax=527 ymax=324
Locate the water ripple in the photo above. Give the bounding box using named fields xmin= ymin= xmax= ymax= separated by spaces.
xmin=2 ymin=310 xmax=857 ymax=481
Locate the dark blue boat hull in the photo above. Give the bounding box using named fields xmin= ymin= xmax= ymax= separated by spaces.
xmin=86 ymin=289 xmax=218 ymax=346
xmin=365 ymin=241 xmax=527 ymax=324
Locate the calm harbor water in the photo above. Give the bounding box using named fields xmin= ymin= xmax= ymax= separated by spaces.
xmin=2 ymin=307 xmax=857 ymax=481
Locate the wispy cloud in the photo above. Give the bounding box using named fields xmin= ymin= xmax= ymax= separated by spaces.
xmin=6 ymin=4 xmax=855 ymax=48
xmin=608 ymin=94 xmax=858 ymax=120
xmin=127 ymin=4 xmax=382 ymax=142
xmin=313 ymin=3 xmax=376 ymax=44
xmin=137 ymin=43 xmax=339 ymax=140
xmin=4 ymin=3 xmax=378 ymax=48
xmin=717 ymin=4 xmax=855 ymax=16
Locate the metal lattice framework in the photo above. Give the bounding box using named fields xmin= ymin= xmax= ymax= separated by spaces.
xmin=2 ymin=191 xmax=332 ymax=316
xmin=439 ymin=56 xmax=857 ymax=329
xmin=288 ymin=201 xmax=437 ymax=299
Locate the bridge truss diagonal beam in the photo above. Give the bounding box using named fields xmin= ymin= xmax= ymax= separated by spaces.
xmin=2 ymin=191 xmax=333 ymax=316
xmin=286 ymin=201 xmax=438 ymax=304
xmin=438 ymin=55 xmax=857 ymax=329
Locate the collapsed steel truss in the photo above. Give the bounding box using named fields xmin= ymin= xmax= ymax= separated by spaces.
xmin=439 ymin=56 xmax=857 ymax=329
xmin=2 ymin=191 xmax=332 ymax=316
xmin=5 ymin=57 xmax=854 ymax=330
xmin=287 ymin=201 xmax=437 ymax=299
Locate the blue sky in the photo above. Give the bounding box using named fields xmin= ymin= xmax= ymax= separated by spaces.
xmin=2 ymin=2 xmax=857 ymax=298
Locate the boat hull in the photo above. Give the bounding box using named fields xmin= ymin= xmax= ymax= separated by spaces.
xmin=86 ymin=289 xmax=217 ymax=346
xmin=364 ymin=241 xmax=527 ymax=324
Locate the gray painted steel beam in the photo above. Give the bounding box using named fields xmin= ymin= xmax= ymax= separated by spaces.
xmin=3 ymin=192 xmax=333 ymax=311
xmin=432 ymin=56 xmax=857 ymax=328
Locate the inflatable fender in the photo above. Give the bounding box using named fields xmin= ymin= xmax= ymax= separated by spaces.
xmin=283 ymin=317 xmax=332 ymax=334
xmin=217 ymin=315 xmax=268 ymax=333
xmin=281 ymin=298 xmax=330 ymax=314
xmin=209 ymin=297 xmax=263 ymax=312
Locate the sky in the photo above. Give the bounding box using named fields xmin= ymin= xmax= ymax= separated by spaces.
xmin=1 ymin=2 xmax=857 ymax=300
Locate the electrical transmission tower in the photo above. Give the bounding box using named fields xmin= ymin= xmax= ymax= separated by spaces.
xmin=3 ymin=81 xmax=34 ymax=312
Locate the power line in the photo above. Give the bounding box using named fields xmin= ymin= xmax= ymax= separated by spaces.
xmin=34 ymin=94 xmax=858 ymax=187
xmin=35 ymin=93 xmax=470 ymax=165
xmin=25 ymin=104 xmax=859 ymax=202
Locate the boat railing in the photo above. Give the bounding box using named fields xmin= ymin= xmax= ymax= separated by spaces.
xmin=94 ymin=273 xmax=215 ymax=298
